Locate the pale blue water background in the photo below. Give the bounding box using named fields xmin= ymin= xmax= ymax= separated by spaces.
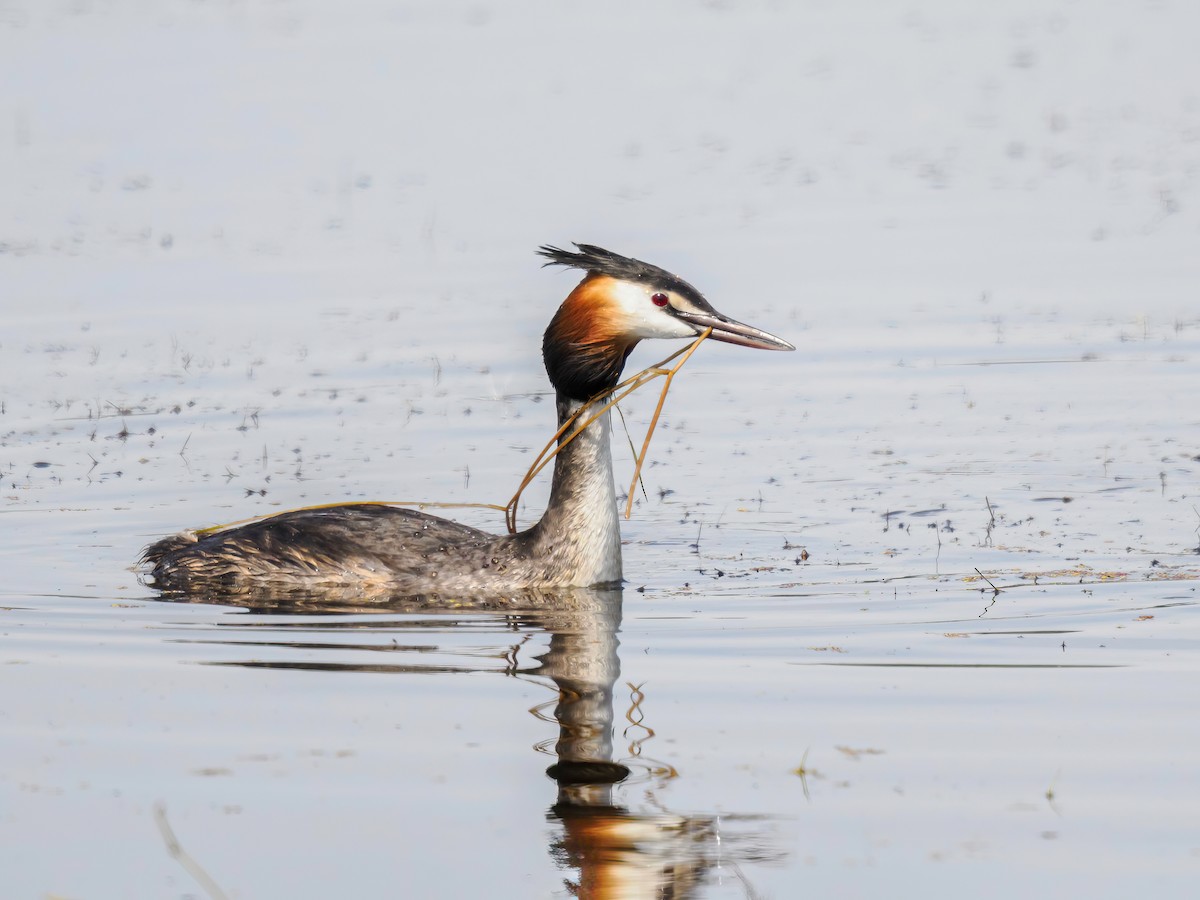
xmin=3 ymin=2 xmax=1199 ymax=897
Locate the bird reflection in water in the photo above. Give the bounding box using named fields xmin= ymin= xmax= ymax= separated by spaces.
xmin=535 ymin=595 xmax=770 ymax=899
xmin=157 ymin=585 xmax=781 ymax=897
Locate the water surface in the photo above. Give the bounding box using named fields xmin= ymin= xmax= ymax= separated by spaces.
xmin=3 ymin=2 xmax=1199 ymax=897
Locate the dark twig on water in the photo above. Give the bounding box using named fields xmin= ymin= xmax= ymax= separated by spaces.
xmin=975 ymin=567 xmax=1001 ymax=594
xmin=934 ymin=522 xmax=942 ymax=575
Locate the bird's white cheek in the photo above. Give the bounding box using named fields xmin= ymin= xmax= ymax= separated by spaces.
xmin=610 ymin=282 xmax=699 ymax=340
xmin=631 ymin=310 xmax=700 ymax=340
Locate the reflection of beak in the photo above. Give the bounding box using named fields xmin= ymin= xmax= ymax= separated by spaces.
xmin=675 ymin=308 xmax=796 ymax=351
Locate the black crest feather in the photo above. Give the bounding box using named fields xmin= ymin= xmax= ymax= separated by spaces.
xmin=537 ymin=243 xmax=705 ymax=304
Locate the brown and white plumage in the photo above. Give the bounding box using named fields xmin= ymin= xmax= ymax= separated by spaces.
xmin=141 ymin=243 xmax=793 ymax=598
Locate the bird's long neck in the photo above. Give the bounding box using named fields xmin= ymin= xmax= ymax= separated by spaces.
xmin=526 ymin=394 xmax=622 ymax=586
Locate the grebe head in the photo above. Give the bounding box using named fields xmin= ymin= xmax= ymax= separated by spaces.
xmin=538 ymin=243 xmax=795 ymax=401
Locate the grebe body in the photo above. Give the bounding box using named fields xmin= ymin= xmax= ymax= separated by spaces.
xmin=142 ymin=244 xmax=793 ymax=595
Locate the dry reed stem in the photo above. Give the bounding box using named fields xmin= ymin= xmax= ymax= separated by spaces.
xmin=505 ymin=328 xmax=712 ymax=531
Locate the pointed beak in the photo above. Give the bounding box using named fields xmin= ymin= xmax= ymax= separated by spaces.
xmin=675 ymin=308 xmax=795 ymax=351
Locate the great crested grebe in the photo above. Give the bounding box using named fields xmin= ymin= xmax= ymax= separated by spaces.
xmin=142 ymin=243 xmax=793 ymax=595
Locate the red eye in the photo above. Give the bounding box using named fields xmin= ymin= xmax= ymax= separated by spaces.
xmin=651 ymin=292 xmax=669 ymax=307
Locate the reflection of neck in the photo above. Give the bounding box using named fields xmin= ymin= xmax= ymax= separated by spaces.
xmin=537 ymin=600 xmax=631 ymax=896
xmin=532 ymin=602 xmax=623 ymax=806
xmin=536 ymin=604 xmax=621 ymax=766
xmin=538 ymin=596 xmax=725 ymax=899
xmin=526 ymin=396 xmax=622 ymax=587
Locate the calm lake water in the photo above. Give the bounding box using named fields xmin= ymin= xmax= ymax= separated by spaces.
xmin=3 ymin=2 xmax=1199 ymax=898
